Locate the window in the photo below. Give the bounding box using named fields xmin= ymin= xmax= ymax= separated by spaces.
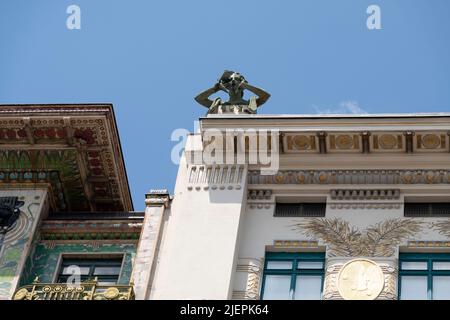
xmin=261 ymin=252 xmax=325 ymax=300
xmin=404 ymin=203 xmax=450 ymax=217
xmin=399 ymin=253 xmax=450 ymax=300
xmin=57 ymin=256 xmax=123 ymax=285
xmin=274 ymin=203 xmax=326 ymax=217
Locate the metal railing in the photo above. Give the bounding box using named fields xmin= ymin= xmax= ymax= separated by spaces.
xmin=12 ymin=278 xmax=135 ymax=300
xmin=404 ymin=203 xmax=450 ymax=217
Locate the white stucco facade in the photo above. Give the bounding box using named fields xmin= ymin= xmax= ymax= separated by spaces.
xmin=146 ymin=113 xmax=450 ymax=300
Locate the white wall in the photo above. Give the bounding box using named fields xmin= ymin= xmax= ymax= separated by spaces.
xmin=150 ymin=135 xmax=248 ymax=299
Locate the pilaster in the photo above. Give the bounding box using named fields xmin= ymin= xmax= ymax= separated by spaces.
xmin=132 ymin=189 xmax=169 ymax=300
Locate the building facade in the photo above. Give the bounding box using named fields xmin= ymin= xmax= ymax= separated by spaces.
xmin=2 ymin=103 xmax=450 ymax=300
xmin=0 ymin=104 xmax=143 ymax=300
xmin=148 ymin=112 xmax=450 ymax=300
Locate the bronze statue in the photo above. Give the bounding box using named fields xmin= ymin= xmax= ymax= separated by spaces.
xmin=195 ymin=71 xmax=270 ymax=114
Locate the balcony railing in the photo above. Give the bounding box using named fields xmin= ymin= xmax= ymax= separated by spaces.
xmin=12 ymin=278 xmax=135 ymax=300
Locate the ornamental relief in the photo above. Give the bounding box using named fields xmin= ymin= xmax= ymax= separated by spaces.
xmin=415 ymin=133 xmax=447 ymax=151
xmin=248 ymin=169 xmax=450 ymax=185
xmin=292 ymin=218 xmax=423 ymax=257
xmin=329 ymin=134 xmax=360 ymax=151
xmin=285 ymin=134 xmax=317 ymax=152
xmin=372 ymin=133 xmax=404 ymax=151
xmin=282 ymin=131 xmax=448 ymax=153
xmin=324 ymin=259 xmax=397 ymax=300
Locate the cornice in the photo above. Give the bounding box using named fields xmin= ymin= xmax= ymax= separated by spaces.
xmin=0 ymin=104 xmax=133 ymax=212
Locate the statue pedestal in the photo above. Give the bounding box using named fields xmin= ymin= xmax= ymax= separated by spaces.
xmin=217 ymin=105 xmax=253 ymax=115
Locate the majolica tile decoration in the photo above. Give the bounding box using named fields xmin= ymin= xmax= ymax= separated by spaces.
xmin=0 ymin=105 xmax=133 ymax=212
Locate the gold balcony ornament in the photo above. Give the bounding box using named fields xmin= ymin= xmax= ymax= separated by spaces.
xmin=102 ymin=287 xmax=120 ymax=300
xmin=13 ymin=288 xmax=29 ymax=300
xmin=12 ymin=280 xmax=134 ymax=300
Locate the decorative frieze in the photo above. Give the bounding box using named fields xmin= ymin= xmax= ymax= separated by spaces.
xmin=247 ymin=190 xmax=273 ymax=209
xmin=273 ymin=240 xmax=319 ymax=248
xmin=415 ymin=133 xmax=448 ymax=151
xmin=372 ymin=133 xmax=404 ymax=152
xmin=330 ymin=189 xmax=400 ymax=200
xmin=187 ymin=165 xmax=245 ymax=191
xmin=328 ymin=189 xmax=402 ymax=210
xmin=284 ymin=134 xmax=317 ymax=152
xmin=248 ymin=169 xmax=450 ymax=185
xmin=329 ymin=203 xmax=401 ymax=210
xmin=407 ymin=241 xmax=450 ymax=248
xmin=281 ymin=131 xmax=449 ymax=154
xmin=40 ymin=232 xmax=140 ymax=241
xmin=328 ymin=134 xmax=361 ymax=153
xmin=247 ymin=190 xmax=272 ymax=200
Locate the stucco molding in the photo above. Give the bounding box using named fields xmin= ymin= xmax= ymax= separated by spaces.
xmin=186 ymin=165 xmax=245 ymax=191
xmin=249 ymin=169 xmax=450 ymax=185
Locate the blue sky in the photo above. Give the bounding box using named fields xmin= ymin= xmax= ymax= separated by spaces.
xmin=1 ymin=0 xmax=449 ymax=210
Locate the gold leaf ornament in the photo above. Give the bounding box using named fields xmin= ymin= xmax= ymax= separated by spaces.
xmin=13 ymin=288 xmax=29 ymax=300
xmin=422 ymin=134 xmax=440 ymax=149
xmin=103 ymin=287 xmax=120 ymax=299
xmin=293 ymin=135 xmax=310 ymax=149
xmin=293 ymin=218 xmax=423 ymax=257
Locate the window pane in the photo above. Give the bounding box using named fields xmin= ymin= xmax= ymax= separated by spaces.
xmin=93 ymin=266 xmax=121 ymax=275
xmin=400 ymin=276 xmax=428 ymax=300
xmin=61 ymin=266 xmax=90 ymax=275
xmin=297 ymin=261 xmax=323 ymax=269
xmin=98 ymin=281 xmax=118 ymax=286
xmin=433 ymin=262 xmax=450 ymax=270
xmin=433 ymin=276 xmax=450 ymax=300
xmin=262 ymin=275 xmax=291 ymax=300
xmin=294 ymin=276 xmax=322 ymax=300
xmin=401 ymin=261 xmax=428 ymax=270
xmin=266 ymin=261 xmax=292 ymax=270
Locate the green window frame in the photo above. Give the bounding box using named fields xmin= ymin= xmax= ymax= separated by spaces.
xmin=261 ymin=252 xmax=325 ymax=300
xmin=399 ymin=253 xmax=450 ymax=300
xmin=58 ymin=257 xmax=123 ymax=285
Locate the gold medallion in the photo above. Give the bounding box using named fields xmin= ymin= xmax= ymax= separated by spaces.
xmin=422 ymin=134 xmax=440 ymax=149
xmin=337 ymin=259 xmax=384 ymax=300
xmin=293 ymin=135 xmax=310 ymax=150
xmin=335 ymin=135 xmax=353 ymax=149
xmin=379 ymin=134 xmax=397 ymax=149
xmin=104 ymin=287 xmax=120 ymax=299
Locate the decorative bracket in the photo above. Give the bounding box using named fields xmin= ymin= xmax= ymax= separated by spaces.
xmin=145 ymin=189 xmax=170 ymax=208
